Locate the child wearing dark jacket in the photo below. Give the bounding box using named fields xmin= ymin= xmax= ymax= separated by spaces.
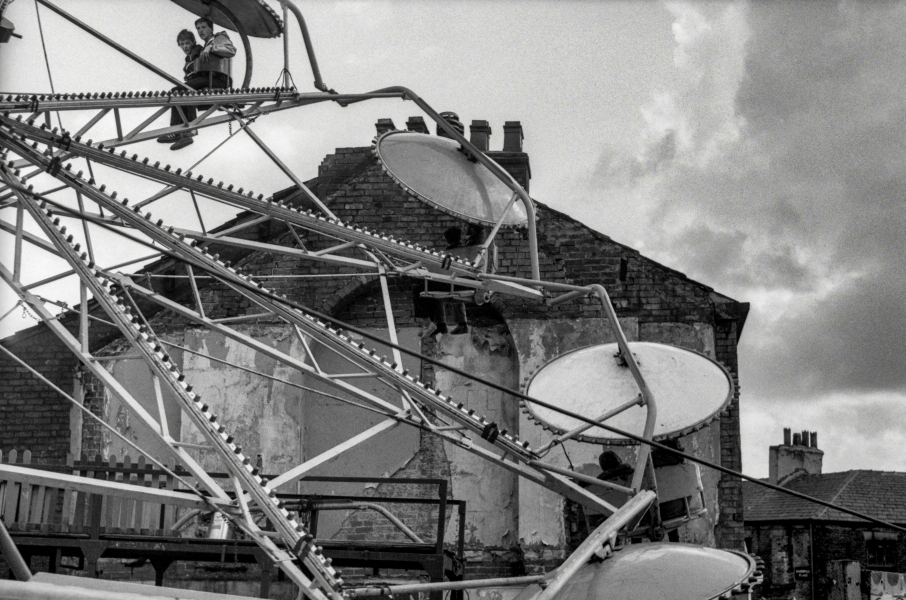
xmin=159 ymin=29 xmax=203 ymax=150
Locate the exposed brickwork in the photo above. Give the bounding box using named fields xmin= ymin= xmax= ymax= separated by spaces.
xmin=715 ymin=317 xmax=745 ymax=550
xmin=1 ymin=129 xmax=748 ymax=586
xmin=0 ymin=327 xmax=78 ymax=464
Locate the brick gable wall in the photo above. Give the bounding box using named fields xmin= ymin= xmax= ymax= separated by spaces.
xmin=0 ymin=137 xmax=747 ymax=580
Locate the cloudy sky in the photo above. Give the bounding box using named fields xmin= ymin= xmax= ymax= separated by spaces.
xmin=1 ymin=1 xmax=903 ymax=478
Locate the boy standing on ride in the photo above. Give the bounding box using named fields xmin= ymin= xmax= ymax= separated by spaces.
xmin=159 ymin=18 xmax=235 ymax=150
xmin=194 ymin=16 xmax=235 ymax=87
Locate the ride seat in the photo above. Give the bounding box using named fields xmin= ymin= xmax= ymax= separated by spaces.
xmin=192 ymin=55 xmax=232 ymax=87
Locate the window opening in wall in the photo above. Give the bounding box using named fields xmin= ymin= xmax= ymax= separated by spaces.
xmin=864 ymin=531 xmax=898 ymax=570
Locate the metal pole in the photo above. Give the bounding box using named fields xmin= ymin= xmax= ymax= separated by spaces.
xmin=536 ymin=395 xmax=644 ymax=453
xmin=13 ymin=200 xmax=23 ymax=281
xmin=345 ymin=575 xmax=547 ymax=597
xmin=528 ymin=461 xmax=634 ymax=496
xmin=0 ymin=517 xmax=32 ymax=581
xmin=238 ymin=122 xmax=337 ymax=218
xmin=35 ymin=0 xmax=189 ymax=90
xmin=588 ymin=284 xmax=656 ymax=491
xmin=210 ymin=0 xmax=252 ymax=89
xmin=283 ymin=2 xmax=290 ymax=87
xmin=315 ymin=502 xmax=423 ymax=543
xmin=280 ymin=0 xmax=329 ymax=91
xmin=533 ymin=491 xmax=656 ymax=600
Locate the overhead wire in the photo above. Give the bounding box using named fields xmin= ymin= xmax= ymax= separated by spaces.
xmin=3 ymin=153 xmax=904 ymax=535
xmin=0 ymin=342 xmax=221 ymax=511
xmin=0 ymin=341 xmax=304 ymax=559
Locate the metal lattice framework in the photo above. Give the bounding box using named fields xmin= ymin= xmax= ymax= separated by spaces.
xmin=0 ymin=2 xmax=777 ymax=599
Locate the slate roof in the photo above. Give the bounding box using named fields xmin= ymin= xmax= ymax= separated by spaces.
xmin=744 ymin=470 xmax=906 ymax=525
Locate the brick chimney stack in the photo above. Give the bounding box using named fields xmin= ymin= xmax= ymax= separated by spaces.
xmin=502 ymin=121 xmax=524 ymax=152
xmin=469 ymin=120 xmax=492 ymax=152
xmin=405 ymin=116 xmax=429 ymax=134
xmin=375 ymin=118 xmax=396 ymax=136
xmin=769 ymin=427 xmax=824 ymax=485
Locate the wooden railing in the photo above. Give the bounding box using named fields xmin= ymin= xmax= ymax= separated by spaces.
xmin=0 ymin=449 xmax=181 ymax=537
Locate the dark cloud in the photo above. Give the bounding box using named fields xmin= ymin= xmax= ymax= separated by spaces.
xmin=742 ymin=263 xmax=906 ymax=399
xmin=584 ymin=3 xmax=906 ymax=402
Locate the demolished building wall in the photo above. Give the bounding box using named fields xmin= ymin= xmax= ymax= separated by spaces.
xmin=0 ymin=119 xmax=748 ymax=578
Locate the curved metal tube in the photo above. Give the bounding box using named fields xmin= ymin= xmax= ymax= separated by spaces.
xmin=280 ymin=0 xmax=329 ymax=91
xmin=210 ymin=0 xmax=253 ymax=89
xmin=533 ymin=491 xmax=656 ymax=600
xmin=354 ymin=85 xmax=541 ymax=281
xmin=316 ymin=501 xmax=425 ymax=544
xmin=169 ymin=508 xmax=204 ymax=532
xmin=0 ymin=517 xmax=31 ymax=582
xmin=588 ymin=284 xmax=657 ymax=491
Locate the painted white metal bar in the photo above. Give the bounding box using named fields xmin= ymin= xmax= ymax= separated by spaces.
xmin=287 ymin=223 xmax=307 ymax=250
xmin=311 ymin=240 xmax=357 ymax=257
xmin=0 ymin=218 xmax=61 ymax=256
xmin=473 ymin=191 xmax=518 ymax=269
xmin=78 ymin=283 xmax=88 ymax=352
xmin=0 ymin=517 xmax=32 ymax=582
xmin=113 ymin=108 xmax=123 ymax=141
xmin=210 ymin=313 xmax=271 ymax=324
xmin=268 ymin=419 xmax=400 ymax=490
xmin=325 ymin=372 xmax=378 ymax=380
xmin=174 ymin=231 xmax=378 ymax=270
xmin=532 ymin=491 xmax=657 ymax=600
xmin=123 ymin=106 xmax=170 ymax=141
xmin=116 ymin=275 xmax=402 ymax=416
xmin=186 ymin=263 xmax=205 ymax=319
xmin=13 ymin=201 xmax=24 ymax=281
xmin=74 ymin=192 xmax=95 ymax=262
xmin=0 ymin=172 xmax=232 ymax=503
xmin=293 ymin=324 xmax=322 ymax=374
xmin=0 ymin=159 xmax=342 ymax=596
xmin=22 ymin=251 xmax=161 ymax=291
xmin=152 ymin=374 xmax=169 ymax=438
xmin=587 ymin=284 xmax=657 ymax=491
xmin=73 ymin=108 xmax=111 ymax=138
xmin=528 ymin=461 xmax=634 ymax=496
xmin=236 ymin=121 xmax=337 ymax=219
xmin=0 ymin=463 xmax=233 ymax=511
xmin=536 ymin=394 xmax=644 ymax=454
xmin=346 ymin=576 xmax=547 ymax=597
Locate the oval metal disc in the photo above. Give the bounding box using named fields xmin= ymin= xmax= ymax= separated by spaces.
xmin=515 ymin=544 xmax=759 ymax=600
xmin=169 ymin=0 xmax=283 ymax=38
xmin=524 ymin=342 xmax=733 ymax=444
xmin=374 ymin=131 xmax=529 ymax=228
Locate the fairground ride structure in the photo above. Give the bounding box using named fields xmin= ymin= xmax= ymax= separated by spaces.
xmin=0 ymin=2 xmax=900 ymax=599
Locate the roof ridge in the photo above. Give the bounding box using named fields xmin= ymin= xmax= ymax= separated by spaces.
xmin=815 ymin=470 xmax=860 ymax=519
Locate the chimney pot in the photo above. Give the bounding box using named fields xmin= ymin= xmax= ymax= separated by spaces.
xmin=437 ymin=111 xmax=464 ymax=139
xmin=375 ymin=118 xmax=396 ymax=136
xmin=502 ymin=121 xmax=524 ymax=152
xmin=769 ymin=428 xmax=824 ymax=484
xmin=469 ymin=120 xmax=492 ymax=152
xmin=405 ymin=116 xmax=429 ymax=134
